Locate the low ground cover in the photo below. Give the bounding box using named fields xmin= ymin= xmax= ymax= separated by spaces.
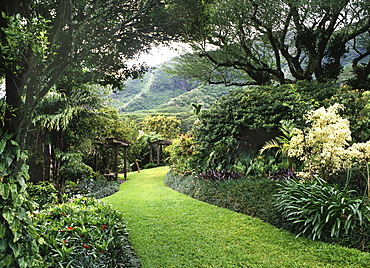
xmin=103 ymin=167 xmax=370 ymax=268
xmin=164 ymin=170 xmax=281 ymax=225
xmin=165 ymin=170 xmax=370 ymax=251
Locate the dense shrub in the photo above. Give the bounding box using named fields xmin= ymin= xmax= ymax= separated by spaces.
xmin=275 ymin=179 xmax=370 ymax=241
xmin=27 ymin=181 xmax=58 ymax=208
xmin=164 ymin=171 xmax=282 ymax=225
xmin=57 ymin=151 xmax=96 ymax=183
xmin=190 ymin=82 xmax=338 ymax=171
xmin=143 ymin=163 xmax=159 ymax=169
xmin=329 ymin=86 xmax=370 ymax=143
xmin=35 ymin=198 xmax=140 ymax=268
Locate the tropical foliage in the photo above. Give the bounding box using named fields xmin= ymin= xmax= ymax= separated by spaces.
xmin=35 ymin=198 xmax=139 ymax=268
xmin=28 ymin=85 xmax=138 ymax=190
xmin=2 ymin=0 xmax=370 ymax=264
xmin=30 ymin=86 xmax=104 ymax=189
xmin=27 ymin=181 xmax=58 ymax=208
xmin=275 ymin=178 xmax=370 ymax=241
xmin=165 ymin=133 xmax=196 ymax=175
xmin=259 ymin=119 xmax=295 ymax=168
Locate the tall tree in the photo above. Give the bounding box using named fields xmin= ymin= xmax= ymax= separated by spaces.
xmin=0 ymin=0 xmax=180 ymax=149
xmin=172 ymin=0 xmax=370 ymax=87
xmin=141 ymin=115 xmax=181 ymax=140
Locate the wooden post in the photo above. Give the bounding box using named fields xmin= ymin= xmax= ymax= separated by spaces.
xmin=114 ymin=144 xmax=118 ymax=180
xmin=124 ymin=146 xmax=127 ymax=179
xmin=149 ymin=143 xmax=153 ymax=163
xmin=156 ymin=144 xmax=160 ymax=165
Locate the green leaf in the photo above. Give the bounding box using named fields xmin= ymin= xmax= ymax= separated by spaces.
xmin=3 ymin=207 xmax=15 ymax=223
xmin=17 ymin=176 xmax=27 ymax=190
xmin=8 ymin=240 xmax=20 ymax=258
xmin=0 ymin=222 xmax=6 ymax=238
xmin=0 ymin=182 xmax=10 ymax=200
xmin=12 ymin=228 xmax=22 ymax=243
xmin=9 ymin=217 xmax=20 ymax=233
xmin=0 ymin=162 xmax=5 ymax=174
xmin=0 ymin=254 xmax=14 ymax=267
xmin=10 ymin=183 xmax=19 ymax=201
xmin=17 ymin=257 xmax=28 ymax=268
xmin=0 ymin=139 xmax=7 ymax=155
xmin=0 ymin=235 xmax=7 ymax=251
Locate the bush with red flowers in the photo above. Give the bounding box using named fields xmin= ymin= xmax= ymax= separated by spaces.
xmin=35 ymin=197 xmax=140 ymax=267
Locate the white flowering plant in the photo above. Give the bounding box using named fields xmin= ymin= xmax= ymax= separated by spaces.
xmin=288 ymin=104 xmax=370 ymax=197
xmin=288 ymin=104 xmax=353 ymax=179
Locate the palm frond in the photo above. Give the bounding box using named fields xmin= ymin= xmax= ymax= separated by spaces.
xmin=33 ymin=106 xmax=79 ymax=131
xmin=259 ymin=139 xmax=281 ymax=155
xmin=37 ymin=91 xmax=66 ymax=109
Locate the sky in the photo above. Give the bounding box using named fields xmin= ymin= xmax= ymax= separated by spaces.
xmin=130 ymin=42 xmax=191 ymax=67
xmin=0 ymin=43 xmax=191 ymax=98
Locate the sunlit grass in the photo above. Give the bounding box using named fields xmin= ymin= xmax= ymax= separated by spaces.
xmin=103 ymin=167 xmax=370 ymax=267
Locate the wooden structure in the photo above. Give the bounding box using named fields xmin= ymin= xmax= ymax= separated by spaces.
xmin=152 ymin=139 xmax=172 ymax=165
xmin=96 ymin=137 xmax=130 ymax=180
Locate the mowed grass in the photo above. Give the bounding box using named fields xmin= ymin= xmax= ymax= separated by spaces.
xmin=103 ymin=167 xmax=370 ymax=268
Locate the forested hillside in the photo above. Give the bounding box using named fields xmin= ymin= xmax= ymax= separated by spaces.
xmin=111 ymin=65 xmax=199 ymax=112
xmin=111 ymin=62 xmax=233 ymax=117
xmin=157 ymin=84 xmax=231 ymax=110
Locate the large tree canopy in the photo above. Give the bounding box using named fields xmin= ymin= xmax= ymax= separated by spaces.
xmin=0 ymin=0 xmax=196 ymax=148
xmin=171 ymin=0 xmax=370 ymax=88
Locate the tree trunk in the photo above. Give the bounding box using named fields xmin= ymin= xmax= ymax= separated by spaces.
xmin=135 ymin=159 xmax=141 ymax=173
xmin=4 ymin=72 xmax=24 ymax=134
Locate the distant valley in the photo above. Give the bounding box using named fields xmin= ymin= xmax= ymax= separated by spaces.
xmin=111 ymin=63 xmax=234 ymax=131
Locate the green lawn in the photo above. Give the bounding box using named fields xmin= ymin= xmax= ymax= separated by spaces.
xmin=103 ymin=166 xmax=370 ymax=268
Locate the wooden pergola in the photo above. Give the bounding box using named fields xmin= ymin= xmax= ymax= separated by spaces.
xmin=95 ymin=137 xmax=130 ymax=180
xmin=152 ymin=139 xmax=172 ymax=165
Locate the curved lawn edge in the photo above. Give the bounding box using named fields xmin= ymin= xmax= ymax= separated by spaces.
xmin=103 ymin=167 xmax=370 ymax=268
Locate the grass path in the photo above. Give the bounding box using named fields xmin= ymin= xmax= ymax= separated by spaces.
xmin=103 ymin=167 xmax=370 ymax=268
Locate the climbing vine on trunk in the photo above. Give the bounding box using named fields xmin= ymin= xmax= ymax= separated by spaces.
xmin=0 ymin=131 xmax=43 ymax=268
